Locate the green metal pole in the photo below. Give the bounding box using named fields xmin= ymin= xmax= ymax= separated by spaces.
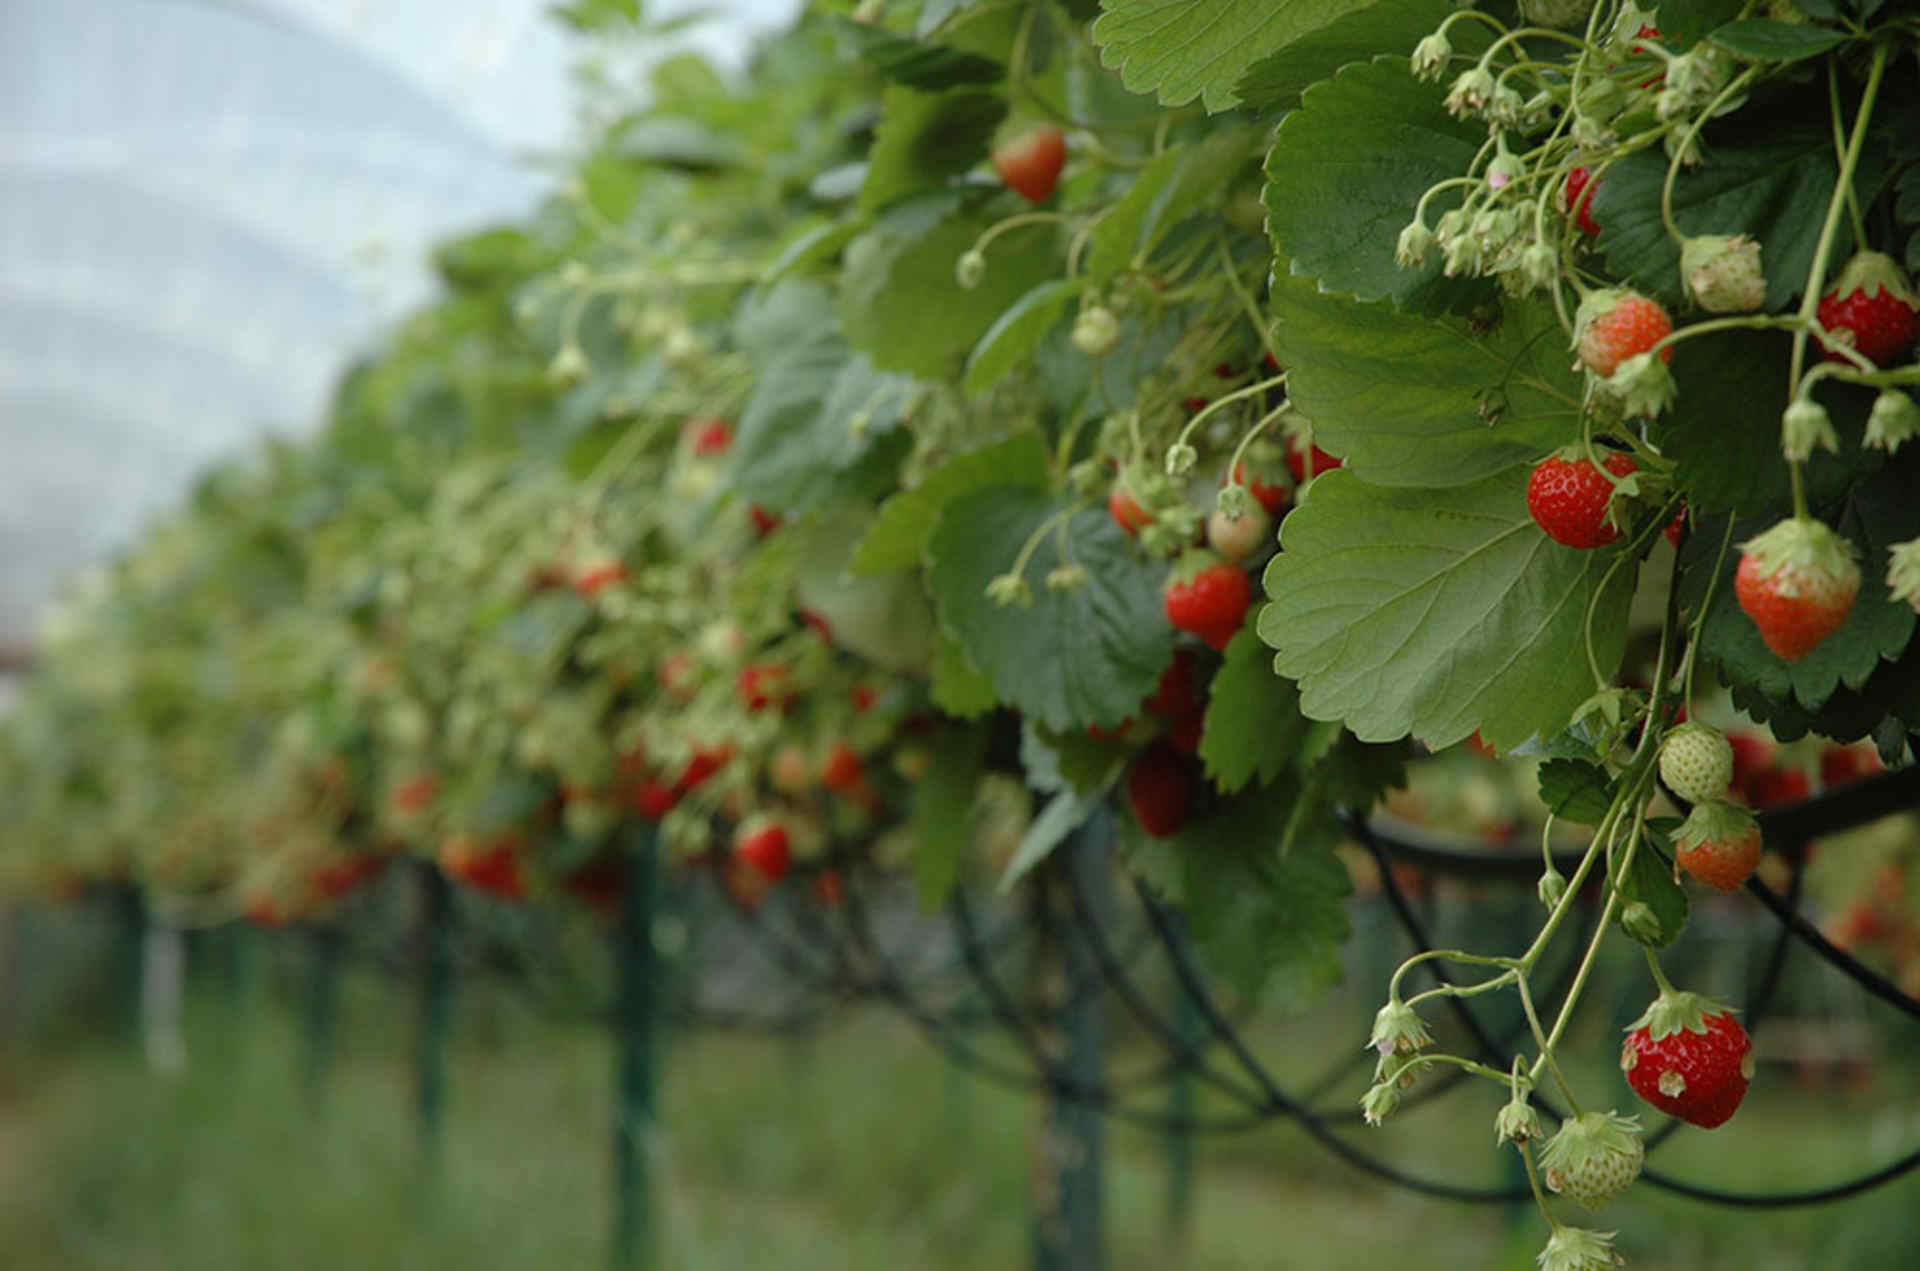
xmin=117 ymin=884 xmax=147 ymax=1046
xmin=1036 ymin=812 xmax=1109 ymax=1271
xmin=418 ymin=862 xmax=454 ymax=1182
xmin=302 ymin=924 xmax=344 ymax=1110
xmin=612 ymin=822 xmax=660 ymax=1271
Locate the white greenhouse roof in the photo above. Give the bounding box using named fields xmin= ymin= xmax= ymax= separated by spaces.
xmin=0 ymin=0 xmax=799 ymax=655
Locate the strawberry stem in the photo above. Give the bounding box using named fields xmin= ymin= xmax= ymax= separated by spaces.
xmin=1785 ymin=40 xmax=1891 ymax=518
xmin=1642 ymin=946 xmax=1677 ymax=997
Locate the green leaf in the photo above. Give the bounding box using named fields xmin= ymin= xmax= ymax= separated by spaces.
xmin=840 ymin=193 xmax=1062 ymax=379
xmin=732 ymin=341 xmax=918 ymax=512
xmin=1092 ymin=0 xmax=1371 ymax=111
xmin=964 ymin=278 xmax=1084 ymax=397
xmin=851 ymin=431 xmax=1049 ymax=574
xmin=733 ymin=279 xmax=837 ymax=357
xmin=860 ymin=87 xmax=1007 ymax=213
xmin=1235 ymin=0 xmax=1457 ymax=111
xmin=1683 ymin=457 xmax=1920 ymax=715
xmin=1257 ymin=468 xmax=1637 ymax=750
xmin=1267 ymin=268 xmax=1582 ymax=486
xmin=1139 ymin=786 xmax=1352 ymax=1001
xmin=1263 ymin=57 xmax=1484 ymax=312
xmin=1537 ymin=758 xmax=1612 ymax=825
xmin=832 ymin=17 xmax=1006 ymax=89
xmin=1656 ymin=330 xmax=1879 ymax=520
xmin=998 ymin=785 xmax=1105 ymax=893
xmin=930 ymin=629 xmax=1000 ymax=717
xmin=1708 ymin=19 xmax=1851 ymax=62
xmin=612 ymin=116 xmax=744 ymax=170
xmin=1023 ymin=720 xmax=1126 ymax=796
xmin=1657 ymin=0 xmax=1747 ymax=44
xmin=1200 ymin=623 xmax=1310 ymax=793
xmin=1592 ymin=123 xmax=1885 ymax=313
xmin=927 ymin=486 xmax=1174 ymax=732
xmin=789 ymin=508 xmax=938 ymax=673
xmin=432 ymin=228 xmax=542 ymax=290
xmin=913 ymin=725 xmax=988 ymax=907
xmin=1614 ymin=836 xmax=1688 ymax=950
xmin=1087 ymin=128 xmax=1262 ymax=282
xmin=765 ymin=220 xmax=860 ymax=283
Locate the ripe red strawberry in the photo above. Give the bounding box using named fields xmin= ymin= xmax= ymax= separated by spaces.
xmin=1673 ymin=800 xmax=1762 ymax=892
xmin=734 ymin=817 xmax=792 ymax=883
xmin=1746 ymin=763 xmax=1809 ymax=811
xmin=992 ymin=126 xmax=1066 ymax=204
xmin=850 ymin=682 xmax=879 ymax=714
xmin=1231 ymin=458 xmax=1290 ymax=518
xmin=1564 ymin=166 xmax=1602 ymax=238
xmin=630 ymin=777 xmax=679 ymax=819
xmin=737 ymin=662 xmax=792 ymax=711
xmin=1575 ymin=289 xmax=1673 ymax=378
xmin=1820 ymin=743 xmax=1881 ymax=790
xmin=1108 ymin=482 xmax=1153 ymax=535
xmin=1621 ymin=992 xmax=1753 ymax=1128
xmin=1286 ymin=435 xmax=1342 ymax=484
xmin=573 ymin=557 xmax=629 ymax=595
xmin=769 ymin=744 xmax=812 ymax=796
xmin=1735 ymin=517 xmax=1860 ymax=661
xmin=750 ymin=506 xmax=782 ymax=536
xmin=1817 ymin=251 xmax=1918 ymax=367
xmin=311 ymin=852 xmax=387 ymax=901
xmin=1163 ymin=550 xmax=1253 ymax=651
xmin=1526 ymin=449 xmax=1637 ymax=549
xmin=820 ymin=742 xmax=864 ymax=795
xmin=1665 ymin=506 xmax=1687 ymax=549
xmin=1127 ymin=741 xmax=1192 ymax=837
xmin=1144 ymin=649 xmax=1201 ymax=719
xmin=441 ymin=834 xmax=526 ymax=901
xmin=676 ymin=744 xmax=733 ymax=795
xmin=393 ymin=773 xmax=439 ymax=815
xmin=686 ymin=417 xmax=733 ymax=456
xmin=1165 ymin=710 xmax=1204 ymax=754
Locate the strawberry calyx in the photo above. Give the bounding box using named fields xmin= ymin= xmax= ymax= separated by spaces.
xmin=1738 ymin=516 xmax=1858 ymax=592
xmin=1623 ymin=988 xmax=1732 ymax=1044
xmin=1674 ymin=799 xmax=1757 ymax=853
xmin=1826 ymin=249 xmax=1918 ymax=310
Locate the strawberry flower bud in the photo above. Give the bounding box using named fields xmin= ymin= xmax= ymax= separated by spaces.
xmin=1164 ymin=442 xmax=1198 ymax=476
xmin=1603 ymin=351 xmax=1677 ymax=418
xmin=1410 ymin=31 xmax=1452 ymax=80
xmin=1538 ymin=1226 xmax=1624 ymax=1271
xmin=1538 ymin=867 xmax=1567 ymax=909
xmin=984 ymin=572 xmax=1033 ymax=608
xmin=1518 ymin=241 xmax=1560 ymax=294
xmin=1781 ymin=396 xmax=1839 ymax=462
xmin=547 ymin=343 xmax=589 ymax=386
xmin=1487 ymin=83 xmax=1526 ymax=126
xmin=1865 ymin=389 xmax=1920 ymax=452
xmin=1396 ymin=219 xmax=1436 ymax=269
xmin=954 ymin=248 xmax=987 ymax=290
xmin=1360 ymin=1079 xmax=1401 ymax=1126
xmin=1681 ymin=233 xmax=1766 ymax=313
xmin=1044 ymin=564 xmax=1090 ymax=593
xmin=1887 ymin=538 xmax=1920 ymax=613
xmin=1445 ymin=66 xmax=1497 ymax=117
xmin=1495 ymin=1097 xmax=1543 ymax=1146
xmin=1215 ymin=482 xmax=1253 ymax=520
xmin=1620 ymin=900 xmax=1666 ymax=946
xmin=1369 ymin=1000 xmax=1434 ymax=1058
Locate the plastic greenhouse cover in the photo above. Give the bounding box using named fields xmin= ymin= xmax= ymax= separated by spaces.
xmin=0 ymin=0 xmax=798 ymax=659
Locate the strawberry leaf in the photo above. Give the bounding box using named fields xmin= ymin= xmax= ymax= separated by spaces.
xmin=851 ymin=430 xmax=1049 ymax=574
xmin=930 ymin=630 xmax=999 ymax=718
xmin=1092 ymin=0 xmax=1374 ymax=111
xmin=840 ymin=192 xmax=1062 ymax=379
xmin=1614 ymin=832 xmax=1688 ymax=950
xmin=964 ymin=278 xmax=1084 ymax=397
xmin=1538 ymin=758 xmax=1612 ymax=825
xmin=731 ymin=339 xmax=917 ymax=513
xmin=1267 ymin=268 xmax=1582 ymax=487
xmin=859 ymin=86 xmax=1006 ymax=213
xmin=912 ymin=724 xmax=988 ymax=907
xmin=1116 ymin=783 xmax=1351 ymax=1001
xmin=1200 ymin=622 xmax=1310 ymax=793
xmin=1235 ymin=0 xmax=1460 ymax=111
xmin=1257 ymin=468 xmax=1636 ymax=751
xmin=832 ymin=17 xmax=1006 ymax=90
xmin=1087 ymin=128 xmax=1262 ymax=283
xmin=927 ymin=486 xmax=1173 ymax=732
xmin=1262 ymin=57 xmax=1488 ymax=313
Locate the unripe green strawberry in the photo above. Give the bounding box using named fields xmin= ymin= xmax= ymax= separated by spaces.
xmin=1680 ymin=233 xmax=1765 ymax=313
xmin=1575 ymin=289 xmax=1673 ymax=378
xmin=1674 ymin=799 xmax=1762 ymax=892
xmin=1621 ymin=991 xmax=1753 ymax=1128
xmin=1735 ymin=517 xmax=1860 ymax=661
xmin=1539 ymin=1110 xmax=1644 ymax=1210
xmin=1658 ymin=723 xmax=1733 ymax=803
xmin=1519 ymin=0 xmax=1595 ymax=29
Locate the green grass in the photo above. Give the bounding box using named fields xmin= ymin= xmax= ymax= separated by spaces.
xmin=0 ymin=948 xmax=1917 ymax=1270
